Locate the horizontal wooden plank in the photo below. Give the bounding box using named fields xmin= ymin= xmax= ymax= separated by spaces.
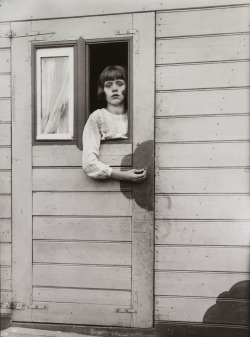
xmin=156 ymin=34 xmax=250 ymax=64
xmin=0 ymin=74 xmax=10 ymax=97
xmin=33 ymin=192 xmax=132 ymax=216
xmin=155 ymin=221 xmax=250 ymax=246
xmin=156 ymin=88 xmax=250 ymax=117
xmin=33 ymin=241 xmax=131 ymax=265
xmin=0 ymin=171 xmax=11 ymax=194
xmin=0 ymin=243 xmax=11 ymax=266
xmin=0 ymin=196 xmax=11 ymax=218
xmin=0 ymin=267 xmax=11 ymax=290
xmin=155 ymin=246 xmax=250 ymax=272
xmin=156 ymin=62 xmax=250 ymax=91
xmin=33 ymin=217 xmax=131 ymax=241
xmin=0 ymin=148 xmax=11 ymax=169
xmin=156 ymin=195 xmax=250 ymax=220
xmin=155 ymin=271 xmax=250 ymax=298
xmin=156 ymin=168 xmax=250 ymax=194
xmin=0 ymin=219 xmax=11 ymax=242
xmin=156 ymin=143 xmax=250 ymax=168
xmin=33 ymin=168 xmax=131 ymax=191
xmin=156 ymin=7 xmax=250 ymax=38
xmin=0 ymin=124 xmax=11 ymax=145
xmin=33 ymin=287 xmax=130 ymax=306
xmin=33 ymin=265 xmax=131 ymax=290
xmin=0 ymin=49 xmax=10 ymax=72
xmin=0 ymin=100 xmax=11 ymax=122
xmin=33 ymin=144 xmax=132 ymax=167
xmin=156 ymin=115 xmax=250 ymax=142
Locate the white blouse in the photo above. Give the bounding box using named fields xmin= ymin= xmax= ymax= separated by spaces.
xmin=82 ymin=108 xmax=128 ymax=179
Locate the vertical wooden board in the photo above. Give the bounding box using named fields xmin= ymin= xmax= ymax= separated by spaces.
xmin=0 ymin=219 xmax=11 ymax=242
xmin=156 ymin=168 xmax=250 ymax=194
xmin=0 ymin=74 xmax=11 ymax=97
xmin=156 ymin=7 xmax=250 ymax=38
xmin=33 ymin=217 xmax=131 ymax=241
xmin=155 ymin=271 xmax=250 ymax=298
xmin=156 ymin=34 xmax=250 ymax=64
xmin=0 ymin=124 xmax=11 ymax=145
xmin=0 ymin=196 xmax=11 ymax=218
xmin=155 ymin=195 xmax=250 ymax=220
xmin=156 ymin=143 xmax=250 ymax=168
xmin=0 ymin=267 xmax=11 ymax=290
xmin=155 ymin=246 xmax=250 ymax=272
xmin=156 ymin=88 xmax=250 ymax=117
xmin=156 ymin=62 xmax=250 ymax=91
xmin=0 ymin=290 xmax=11 ymax=314
xmin=0 ymin=100 xmax=11 ymax=122
xmin=0 ymin=148 xmax=11 ymax=169
xmin=155 ymin=221 xmax=250 ymax=246
xmin=0 ymin=171 xmax=11 ymax=194
xmin=0 ymin=243 xmax=11 ymax=266
xmin=0 ymin=24 xmax=10 ymax=48
xmin=0 ymin=49 xmax=10 ymax=72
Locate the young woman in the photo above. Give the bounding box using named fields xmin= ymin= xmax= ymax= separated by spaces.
xmin=82 ymin=65 xmax=146 ymax=182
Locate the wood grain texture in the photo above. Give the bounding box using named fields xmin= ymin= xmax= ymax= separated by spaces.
xmin=155 ymin=271 xmax=250 ymax=298
xmin=33 ymin=144 xmax=132 ymax=167
xmin=156 ymin=195 xmax=250 ymax=220
xmin=0 ymin=49 xmax=10 ymax=72
xmin=33 ymin=217 xmax=131 ymax=241
xmin=0 ymin=74 xmax=10 ymax=97
xmin=155 ymin=221 xmax=250 ymax=246
xmin=33 ymin=241 xmax=131 ymax=265
xmin=155 ymin=246 xmax=250 ymax=272
xmin=33 ymin=265 xmax=131 ymax=290
xmin=156 ymin=89 xmax=250 ymax=117
xmin=156 ymin=34 xmax=250 ymax=64
xmin=156 ymin=143 xmax=250 ymax=168
xmin=33 ymin=168 xmax=131 ymax=191
xmin=156 ymin=168 xmax=250 ymax=194
xmin=0 ymin=196 xmax=11 ymax=218
xmin=0 ymin=124 xmax=11 ymax=145
xmin=33 ymin=192 xmax=132 ymax=216
xmin=156 ymin=62 xmax=250 ymax=91
xmin=0 ymin=267 xmax=11 ymax=290
xmin=0 ymin=100 xmax=11 ymax=122
xmin=156 ymin=7 xmax=250 ymax=38
xmin=0 ymin=219 xmax=11 ymax=242
xmin=0 ymin=171 xmax=11 ymax=194
xmin=0 ymin=243 xmax=11 ymax=266
xmin=156 ymin=115 xmax=250 ymax=142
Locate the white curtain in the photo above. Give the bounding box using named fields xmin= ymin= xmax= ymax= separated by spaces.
xmin=41 ymin=57 xmax=69 ymax=134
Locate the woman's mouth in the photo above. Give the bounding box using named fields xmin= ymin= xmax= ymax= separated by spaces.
xmin=111 ymin=94 xmax=119 ymax=98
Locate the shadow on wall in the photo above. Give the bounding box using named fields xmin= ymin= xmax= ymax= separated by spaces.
xmin=203 ymin=281 xmax=250 ymax=325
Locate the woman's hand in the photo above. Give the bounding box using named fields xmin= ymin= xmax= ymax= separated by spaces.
xmin=111 ymin=168 xmax=147 ymax=183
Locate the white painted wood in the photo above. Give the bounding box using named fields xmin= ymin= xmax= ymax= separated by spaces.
xmin=33 ymin=192 xmax=132 ymax=216
xmin=156 ymin=168 xmax=250 ymax=194
xmin=155 ymin=221 xmax=250 ymax=246
xmin=0 ymin=243 xmax=11 ymax=266
xmin=33 ymin=287 xmax=131 ymax=306
xmin=33 ymin=144 xmax=132 ymax=167
xmin=156 ymin=34 xmax=250 ymax=64
xmin=33 ymin=265 xmax=131 ymax=290
xmin=33 ymin=241 xmax=131 ymax=265
xmin=0 ymin=24 xmax=10 ymax=48
xmin=0 ymin=148 xmax=11 ymax=169
xmin=156 ymin=6 xmax=250 ymax=38
xmin=0 ymin=196 xmax=11 ymax=218
xmin=156 ymin=143 xmax=250 ymax=168
xmin=156 ymin=62 xmax=250 ymax=91
xmin=156 ymin=195 xmax=250 ymax=220
xmin=0 ymin=49 xmax=10 ymax=72
xmin=0 ymin=290 xmax=11 ymax=314
xmin=0 ymin=100 xmax=11 ymax=122
xmin=0 ymin=267 xmax=11 ymax=290
xmin=33 ymin=168 xmax=131 ymax=191
xmin=155 ymin=271 xmax=250 ymax=298
xmin=0 ymin=171 xmax=11 ymax=194
xmin=0 ymin=39 xmax=10 ymax=48
xmin=0 ymin=219 xmax=11 ymax=242
xmin=33 ymin=217 xmax=131 ymax=241
xmin=156 ymin=88 xmax=250 ymax=117
xmin=0 ymin=74 xmax=10 ymax=97
xmin=156 ymin=115 xmax=250 ymax=143
xmin=0 ymin=124 xmax=11 ymax=145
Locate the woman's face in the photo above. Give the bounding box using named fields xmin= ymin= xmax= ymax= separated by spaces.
xmin=103 ymin=79 xmax=126 ymax=106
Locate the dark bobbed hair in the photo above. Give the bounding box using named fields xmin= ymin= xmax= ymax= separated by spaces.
xmin=97 ymin=65 xmax=127 ymax=108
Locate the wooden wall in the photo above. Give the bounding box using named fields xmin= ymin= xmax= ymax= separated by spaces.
xmin=155 ymin=4 xmax=250 ymax=326
xmin=0 ymin=23 xmax=12 ymax=315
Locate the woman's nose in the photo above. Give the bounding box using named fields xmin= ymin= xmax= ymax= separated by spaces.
xmin=112 ymin=84 xmax=118 ymax=91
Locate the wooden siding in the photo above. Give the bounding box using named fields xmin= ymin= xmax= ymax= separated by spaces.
xmin=155 ymin=5 xmax=250 ymax=326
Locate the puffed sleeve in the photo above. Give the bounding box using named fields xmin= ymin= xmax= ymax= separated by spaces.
xmin=82 ymin=114 xmax=112 ymax=179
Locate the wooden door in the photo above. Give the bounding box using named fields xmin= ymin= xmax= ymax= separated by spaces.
xmin=11 ymin=13 xmax=155 ymax=328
